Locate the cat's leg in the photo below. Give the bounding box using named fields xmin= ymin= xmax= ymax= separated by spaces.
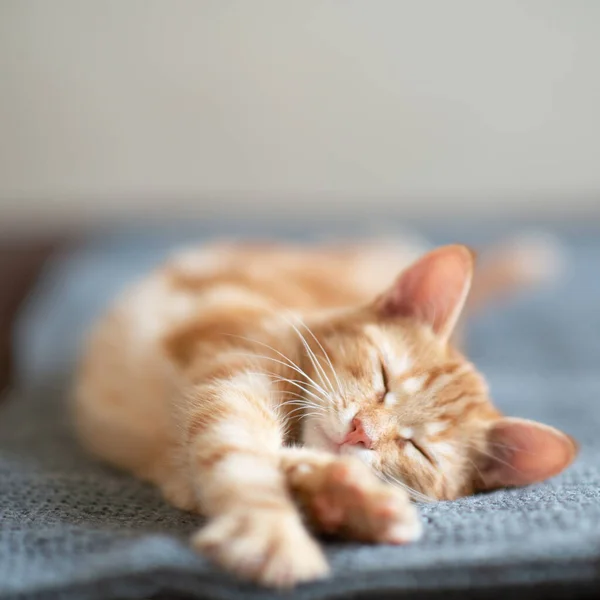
xmin=180 ymin=373 xmax=328 ymax=587
xmin=281 ymin=448 xmax=422 ymax=544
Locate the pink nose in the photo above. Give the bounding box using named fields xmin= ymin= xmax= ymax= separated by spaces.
xmin=342 ymin=417 xmax=373 ymax=449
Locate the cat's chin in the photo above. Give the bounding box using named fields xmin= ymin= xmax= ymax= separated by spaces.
xmin=338 ymin=443 xmax=377 ymax=466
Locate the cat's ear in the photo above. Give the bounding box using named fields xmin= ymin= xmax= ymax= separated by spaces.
xmin=374 ymin=244 xmax=475 ymax=340
xmin=477 ymin=417 xmax=578 ymax=490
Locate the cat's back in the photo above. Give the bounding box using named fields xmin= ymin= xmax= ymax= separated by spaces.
xmin=79 ymin=238 xmax=422 ymax=370
xmin=161 ymin=239 xmax=423 ymax=311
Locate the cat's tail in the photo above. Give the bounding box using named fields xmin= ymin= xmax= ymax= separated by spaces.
xmin=467 ymin=231 xmax=566 ymax=314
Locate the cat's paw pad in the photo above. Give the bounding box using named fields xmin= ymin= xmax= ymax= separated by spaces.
xmin=192 ymin=509 xmax=329 ymax=588
xmin=307 ymin=458 xmax=422 ymax=544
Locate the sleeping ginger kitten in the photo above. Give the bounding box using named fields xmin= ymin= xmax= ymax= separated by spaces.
xmin=74 ymin=236 xmax=577 ymax=587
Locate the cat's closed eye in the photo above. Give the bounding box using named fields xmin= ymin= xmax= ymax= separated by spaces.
xmin=379 ymin=363 xmax=389 ymax=401
xmin=399 ymin=436 xmax=434 ymax=465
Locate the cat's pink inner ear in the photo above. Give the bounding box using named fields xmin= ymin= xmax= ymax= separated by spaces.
xmin=375 ymin=244 xmax=475 ymax=339
xmin=479 ymin=417 xmax=578 ymax=490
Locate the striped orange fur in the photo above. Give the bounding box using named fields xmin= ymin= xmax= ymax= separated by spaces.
xmin=73 ymin=235 xmax=577 ymax=587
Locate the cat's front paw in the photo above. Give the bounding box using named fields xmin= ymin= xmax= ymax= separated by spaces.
xmin=192 ymin=508 xmax=329 ymax=588
xmin=291 ymin=457 xmax=422 ymax=544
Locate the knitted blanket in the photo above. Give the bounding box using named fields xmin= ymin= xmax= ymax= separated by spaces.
xmin=2 ymin=224 xmax=599 ymax=600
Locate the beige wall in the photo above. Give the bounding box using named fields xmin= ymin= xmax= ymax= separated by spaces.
xmin=1 ymin=1 xmax=599 ymax=229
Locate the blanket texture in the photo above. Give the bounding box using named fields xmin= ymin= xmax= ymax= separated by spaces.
xmin=2 ymin=224 xmax=600 ymax=600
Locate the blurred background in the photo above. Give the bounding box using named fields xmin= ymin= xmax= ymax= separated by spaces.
xmin=1 ymin=0 xmax=600 ymax=389
xmin=1 ymin=0 xmax=600 ymax=233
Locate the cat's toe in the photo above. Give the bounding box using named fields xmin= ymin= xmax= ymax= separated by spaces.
xmin=373 ymin=490 xmax=422 ymax=544
xmin=192 ymin=509 xmax=329 ymax=588
xmin=346 ymin=475 xmax=422 ymax=544
xmin=309 ymin=457 xmax=422 ymax=543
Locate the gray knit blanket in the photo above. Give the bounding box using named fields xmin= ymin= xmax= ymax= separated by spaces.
xmin=2 ymin=224 xmax=599 ymax=600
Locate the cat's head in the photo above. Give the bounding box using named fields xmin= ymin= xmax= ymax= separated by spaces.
xmin=300 ymin=245 xmax=577 ymax=500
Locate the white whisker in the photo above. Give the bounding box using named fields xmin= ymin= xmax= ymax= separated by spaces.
xmin=277 ymin=395 xmax=324 ymax=412
xmin=238 ymin=352 xmax=326 ymax=396
xmin=279 ymin=396 xmax=323 ymax=409
xmin=255 ymin=372 xmax=327 ymax=406
xmin=382 ymin=469 xmax=435 ymax=503
xmin=223 ymin=334 xmax=329 ymax=398
xmin=279 ymin=312 xmax=335 ymax=399
xmin=455 ymin=440 xmax=521 ymax=473
xmin=295 ymin=316 xmax=344 ymax=398
xmin=286 ymin=406 xmax=325 ymax=419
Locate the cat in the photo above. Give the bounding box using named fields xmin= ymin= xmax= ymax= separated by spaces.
xmin=73 ymin=233 xmax=576 ymax=588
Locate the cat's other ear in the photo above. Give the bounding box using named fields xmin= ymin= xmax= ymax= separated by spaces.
xmin=477 ymin=417 xmax=578 ymax=491
xmin=374 ymin=244 xmax=475 ymax=340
